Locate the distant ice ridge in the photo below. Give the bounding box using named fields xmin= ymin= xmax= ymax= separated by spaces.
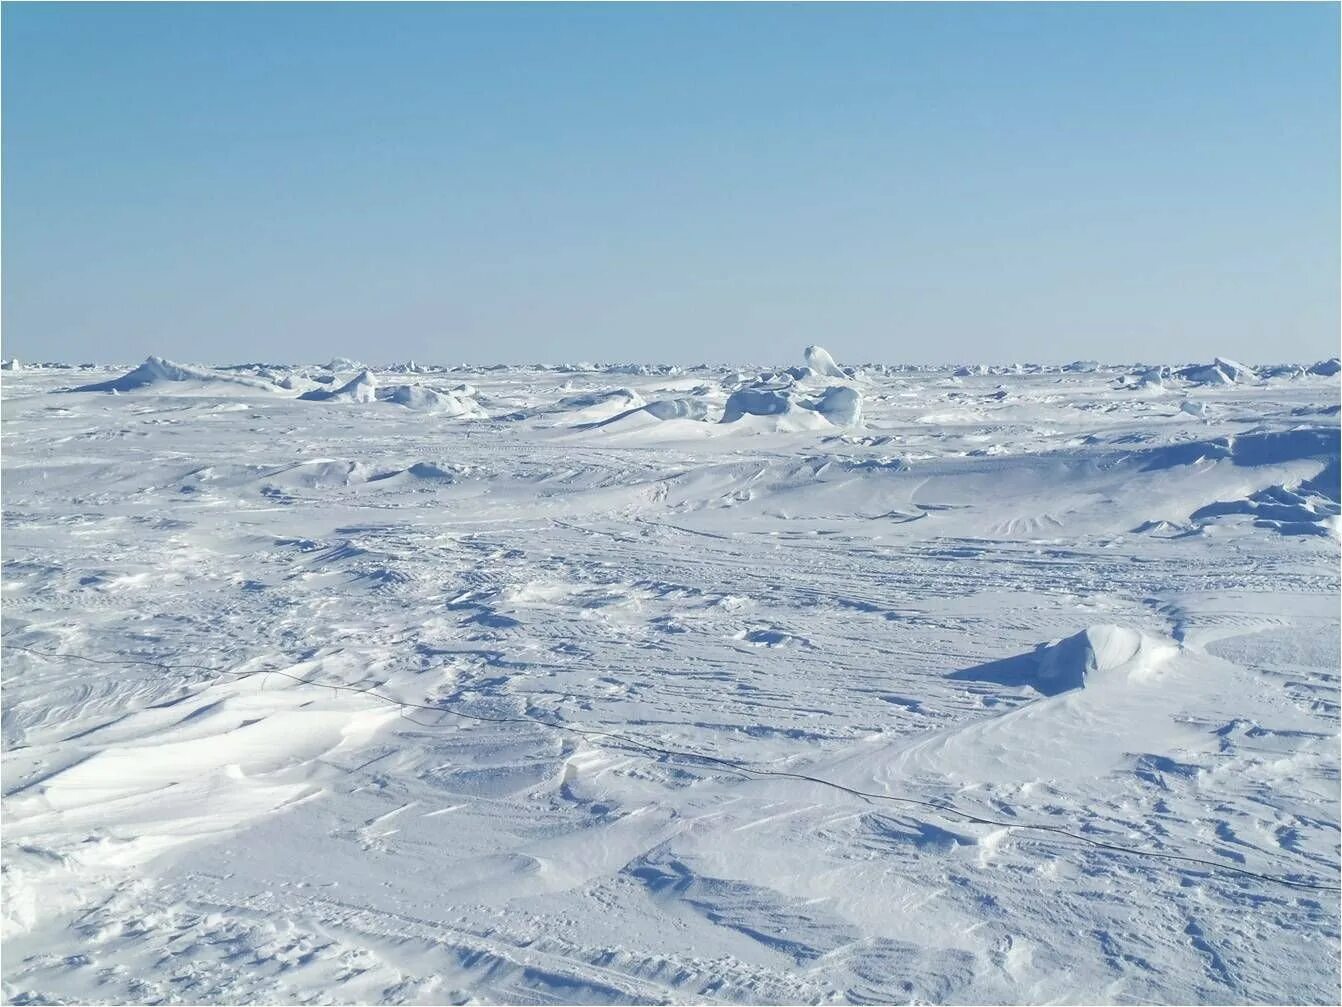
xmin=1177 ymin=357 xmax=1257 ymax=385
xmin=1 ymin=358 xmax=19 ymax=371
xmin=68 ymin=356 xmax=281 ymax=393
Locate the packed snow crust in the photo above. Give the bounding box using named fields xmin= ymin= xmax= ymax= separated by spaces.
xmin=2 ymin=351 xmax=1339 ymax=1004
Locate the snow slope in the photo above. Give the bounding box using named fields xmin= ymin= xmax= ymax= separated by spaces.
xmin=2 ymin=357 xmax=1338 ymax=1004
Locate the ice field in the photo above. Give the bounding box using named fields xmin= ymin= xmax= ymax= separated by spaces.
xmin=2 ymin=350 xmax=1339 ymax=1004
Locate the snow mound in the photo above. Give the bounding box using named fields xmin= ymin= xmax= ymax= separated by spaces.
xmin=643 ymin=398 xmax=709 ymax=421
xmin=298 ymin=370 xmax=377 ymax=403
xmin=69 ymin=356 xmax=281 ymax=393
xmin=1177 ymin=357 xmax=1257 ymax=385
xmin=814 ymin=385 xmax=861 ymax=426
xmin=365 ymin=461 xmax=463 ymax=484
xmin=804 ymin=345 xmax=846 ymax=378
xmin=591 ymin=397 xmax=718 ymax=425
xmin=255 ymin=459 xmax=379 ymax=490
xmin=721 ymin=388 xmax=793 ymax=423
xmin=551 ymin=388 xmax=646 ymax=424
xmin=950 ymin=625 xmax=1175 ymax=696
xmin=1 ymin=358 xmax=19 ymax=371
xmin=381 ymin=384 xmax=485 ymax=416
xmin=722 ymin=384 xmax=862 ymax=428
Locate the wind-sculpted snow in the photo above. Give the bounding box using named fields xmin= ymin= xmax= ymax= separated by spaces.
xmin=2 ymin=356 xmax=1338 ymax=1004
xmin=949 ymin=625 xmax=1173 ymax=696
xmin=1135 ymin=427 xmax=1339 ymax=471
xmin=721 ymin=384 xmax=862 ymax=428
xmin=381 ymin=383 xmax=485 ymax=416
xmin=69 ymin=355 xmax=283 ymax=393
xmin=298 ymin=368 xmax=378 ymax=402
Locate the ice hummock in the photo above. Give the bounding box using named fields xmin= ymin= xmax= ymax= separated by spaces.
xmin=382 ymin=384 xmax=485 ymax=416
xmin=1177 ymin=357 xmax=1258 ymax=385
xmin=69 ymin=356 xmax=282 ymax=393
xmin=718 ymin=346 xmax=862 ymax=428
xmin=803 ymin=345 xmax=847 ymax=378
xmin=298 ymin=370 xmax=377 ymax=402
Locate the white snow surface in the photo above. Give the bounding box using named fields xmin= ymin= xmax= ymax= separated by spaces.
xmin=2 ymin=357 xmax=1339 ymax=1004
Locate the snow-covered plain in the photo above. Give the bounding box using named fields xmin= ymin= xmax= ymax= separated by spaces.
xmin=2 ymin=352 xmax=1339 ymax=1004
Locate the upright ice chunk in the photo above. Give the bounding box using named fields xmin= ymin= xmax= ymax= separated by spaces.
xmin=804 ymin=345 xmax=846 ymax=378
xmin=299 ymin=370 xmax=377 ymax=402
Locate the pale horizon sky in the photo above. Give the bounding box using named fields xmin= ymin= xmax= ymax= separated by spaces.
xmin=3 ymin=3 xmax=1339 ymax=366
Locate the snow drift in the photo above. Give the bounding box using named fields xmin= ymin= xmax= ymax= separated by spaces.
xmin=950 ymin=625 xmax=1176 ymax=696
xmin=1135 ymin=426 xmax=1338 ymax=471
xmin=69 ymin=356 xmax=282 ymax=393
xmin=298 ymin=370 xmax=377 ymax=403
xmin=721 ymin=384 xmax=861 ymax=428
xmin=381 ymin=384 xmax=485 ymax=416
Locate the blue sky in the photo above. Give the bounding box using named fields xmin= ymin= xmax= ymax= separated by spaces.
xmin=3 ymin=3 xmax=1337 ymax=365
